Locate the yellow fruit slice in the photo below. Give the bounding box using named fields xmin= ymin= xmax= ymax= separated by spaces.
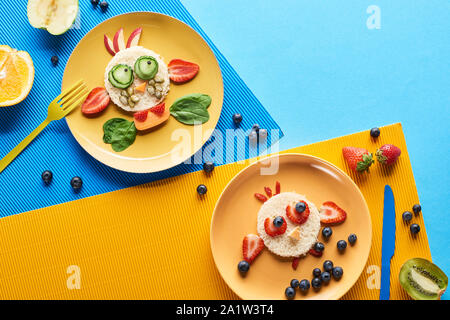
xmin=0 ymin=45 xmax=35 ymax=107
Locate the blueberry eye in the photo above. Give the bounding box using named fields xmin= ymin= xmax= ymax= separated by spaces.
xmin=124 ymin=68 xmax=128 ymax=72
xmin=147 ymin=61 xmax=151 ymax=65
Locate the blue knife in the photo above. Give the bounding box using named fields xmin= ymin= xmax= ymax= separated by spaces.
xmin=380 ymin=185 xmax=396 ymax=300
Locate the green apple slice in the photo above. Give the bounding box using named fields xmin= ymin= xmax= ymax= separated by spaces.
xmin=27 ymin=0 xmax=79 ymax=35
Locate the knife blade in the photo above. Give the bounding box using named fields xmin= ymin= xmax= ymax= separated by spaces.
xmin=380 ymin=185 xmax=396 ymax=300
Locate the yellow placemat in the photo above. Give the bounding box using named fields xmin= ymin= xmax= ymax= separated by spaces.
xmin=0 ymin=123 xmax=431 ymax=299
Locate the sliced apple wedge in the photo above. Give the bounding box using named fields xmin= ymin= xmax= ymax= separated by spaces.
xmin=104 ymin=34 xmax=116 ymax=56
xmin=27 ymin=0 xmax=79 ymax=35
xmin=113 ymin=28 xmax=126 ymax=53
xmin=126 ymin=27 xmax=143 ymax=48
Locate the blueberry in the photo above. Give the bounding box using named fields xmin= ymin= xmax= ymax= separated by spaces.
xmin=100 ymin=1 xmax=108 ymax=11
xmin=252 ymin=124 xmax=260 ymax=132
xmin=402 ymin=211 xmax=413 ymax=222
xmin=299 ymin=279 xmax=310 ymax=292
xmin=41 ymin=170 xmax=53 ymax=184
xmin=370 ymin=127 xmax=381 ymax=138
xmin=197 ymin=184 xmax=207 ymax=195
xmin=290 ymin=279 xmax=300 ymax=288
xmin=238 ymin=260 xmax=250 ymax=273
xmin=51 ymin=55 xmax=59 ymax=66
xmin=413 ymin=204 xmax=421 ymax=215
xmin=337 ymin=240 xmax=347 ymax=251
xmin=273 ymin=216 xmax=284 ymax=228
xmin=323 ymin=260 xmax=333 ymax=272
xmin=314 ymin=242 xmax=325 ymax=252
xmin=332 ymin=267 xmax=344 ymax=280
xmin=322 ymin=227 xmax=332 ymax=239
xmin=321 ymin=271 xmax=331 ymax=284
xmin=295 ymin=201 xmax=306 ymax=213
xmin=232 ymin=113 xmax=242 ymax=125
xmin=410 ymin=223 xmax=420 ymax=235
xmin=91 ymin=0 xmax=99 ymax=6
xmin=311 ymin=277 xmax=322 ymax=289
xmin=285 ymin=287 xmax=296 ymax=299
xmin=203 ymin=161 xmax=215 ymax=173
xmin=312 ymin=268 xmax=321 ymax=277
xmin=70 ymin=176 xmax=83 ymax=190
xmin=348 ymin=234 xmax=357 ymax=245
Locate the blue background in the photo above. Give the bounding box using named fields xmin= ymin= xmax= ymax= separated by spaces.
xmin=182 ymin=0 xmax=450 ymax=298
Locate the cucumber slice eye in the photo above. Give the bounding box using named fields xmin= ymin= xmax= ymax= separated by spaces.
xmin=108 ymin=64 xmax=134 ymax=89
xmin=134 ymin=56 xmax=159 ymax=80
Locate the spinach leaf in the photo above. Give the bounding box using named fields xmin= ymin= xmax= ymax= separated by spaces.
xmin=170 ymin=94 xmax=212 ymax=125
xmin=103 ymin=118 xmax=137 ymax=152
xmin=103 ymin=118 xmax=127 ymax=144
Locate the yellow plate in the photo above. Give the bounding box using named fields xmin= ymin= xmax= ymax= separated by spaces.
xmin=63 ymin=12 xmax=223 ymax=173
xmin=211 ymin=153 xmax=372 ymax=300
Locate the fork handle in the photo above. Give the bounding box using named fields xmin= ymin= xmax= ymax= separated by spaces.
xmin=0 ymin=119 xmax=50 ymax=173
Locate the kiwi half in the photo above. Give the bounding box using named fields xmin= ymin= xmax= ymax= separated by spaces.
xmin=399 ymin=258 xmax=448 ymax=300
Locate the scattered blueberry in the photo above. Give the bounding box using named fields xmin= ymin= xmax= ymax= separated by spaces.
xmin=322 ymin=227 xmax=333 ymax=239
xmin=323 ymin=260 xmax=333 ymax=272
xmin=285 ymin=287 xmax=296 ymax=299
xmin=70 ymin=176 xmax=83 ymax=190
xmin=413 ymin=204 xmax=422 ymax=215
xmin=299 ymin=279 xmax=310 ymax=292
xmin=51 ymin=55 xmax=59 ymax=66
xmin=232 ymin=113 xmax=242 ymax=125
xmin=100 ymin=1 xmax=108 ymax=12
xmin=314 ymin=242 xmax=325 ymax=252
xmin=370 ymin=127 xmax=381 ymax=138
xmin=41 ymin=170 xmax=53 ymax=184
xmin=332 ymin=267 xmax=344 ymax=280
xmin=91 ymin=0 xmax=99 ymax=6
xmin=238 ymin=260 xmax=250 ymax=273
xmin=251 ymin=124 xmax=260 ymax=133
xmin=321 ymin=271 xmax=331 ymax=284
xmin=290 ymin=279 xmax=300 ymax=288
xmin=410 ymin=223 xmax=420 ymax=235
xmin=295 ymin=201 xmax=306 ymax=213
xmin=402 ymin=211 xmax=413 ymax=222
xmin=203 ymin=161 xmax=215 ymax=173
xmin=348 ymin=234 xmax=357 ymax=245
xmin=313 ymin=268 xmax=322 ymax=277
xmin=273 ymin=216 xmax=284 ymax=228
xmin=337 ymin=240 xmax=347 ymax=252
xmin=197 ymin=184 xmax=207 ymax=195
xmin=311 ymin=277 xmax=322 ymax=289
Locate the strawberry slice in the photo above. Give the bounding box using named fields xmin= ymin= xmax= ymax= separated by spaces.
xmin=286 ymin=201 xmax=310 ymax=225
xmin=292 ymin=257 xmax=300 ymax=270
xmin=243 ymin=234 xmax=264 ymax=263
xmin=81 ymin=87 xmax=110 ymax=115
xmin=149 ymin=102 xmax=165 ymax=115
xmin=308 ymin=248 xmax=323 ymax=257
xmin=264 ymin=186 xmax=272 ymax=198
xmin=133 ymin=110 xmax=148 ymax=122
xmin=319 ymin=201 xmax=347 ymax=225
xmin=264 ymin=217 xmax=287 ymax=237
xmin=254 ymin=193 xmax=268 ymax=203
xmin=168 ymin=59 xmax=199 ymax=83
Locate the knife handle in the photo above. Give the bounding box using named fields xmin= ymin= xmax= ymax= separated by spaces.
xmin=380 ymin=261 xmax=391 ymax=300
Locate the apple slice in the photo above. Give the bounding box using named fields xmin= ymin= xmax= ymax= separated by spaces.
xmin=126 ymin=27 xmax=143 ymax=48
xmin=113 ymin=28 xmax=126 ymax=52
xmin=104 ymin=34 xmax=116 ymax=56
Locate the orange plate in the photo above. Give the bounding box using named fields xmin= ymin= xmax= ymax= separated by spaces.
xmin=63 ymin=12 xmax=223 ymax=173
xmin=210 ymin=154 xmax=372 ymax=300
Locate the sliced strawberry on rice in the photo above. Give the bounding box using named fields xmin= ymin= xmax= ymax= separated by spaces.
xmin=81 ymin=87 xmax=110 ymax=115
xmin=168 ymin=59 xmax=199 ymax=83
xmin=243 ymin=234 xmax=264 ymax=263
xmin=286 ymin=201 xmax=310 ymax=225
xmin=264 ymin=217 xmax=287 ymax=237
xmin=319 ymin=201 xmax=347 ymax=225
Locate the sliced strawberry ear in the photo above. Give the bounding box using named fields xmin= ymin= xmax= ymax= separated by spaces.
xmin=243 ymin=234 xmax=264 ymax=263
xmin=168 ymin=59 xmax=199 ymax=83
xmin=319 ymin=201 xmax=347 ymax=225
xmin=254 ymin=193 xmax=268 ymax=203
xmin=81 ymin=87 xmax=110 ymax=115
xmin=264 ymin=187 xmax=272 ymax=198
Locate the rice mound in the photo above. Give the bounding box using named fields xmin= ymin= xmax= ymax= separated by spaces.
xmin=257 ymin=192 xmax=321 ymax=258
xmin=104 ymin=46 xmax=170 ymax=112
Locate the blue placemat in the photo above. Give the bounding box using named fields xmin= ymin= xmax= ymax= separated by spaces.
xmin=0 ymin=0 xmax=283 ymax=217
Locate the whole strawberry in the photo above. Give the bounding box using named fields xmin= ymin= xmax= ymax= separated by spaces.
xmin=376 ymin=144 xmax=401 ymax=165
xmin=342 ymin=147 xmax=374 ymax=172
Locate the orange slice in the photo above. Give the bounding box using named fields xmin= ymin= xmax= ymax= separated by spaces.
xmin=0 ymin=45 xmax=35 ymax=107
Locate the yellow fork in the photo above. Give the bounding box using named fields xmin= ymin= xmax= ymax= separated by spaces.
xmin=0 ymin=80 xmax=88 ymax=173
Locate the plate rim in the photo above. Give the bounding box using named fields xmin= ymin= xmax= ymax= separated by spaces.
xmin=62 ymin=11 xmax=224 ymax=173
xmin=210 ymin=152 xmax=373 ymax=300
